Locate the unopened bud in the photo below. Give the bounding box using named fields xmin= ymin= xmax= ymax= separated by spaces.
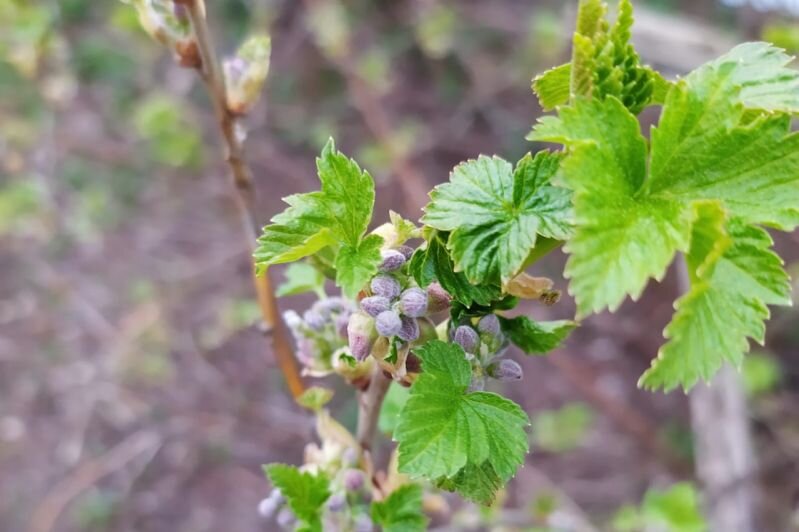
xmin=224 ymin=34 xmax=271 ymax=114
xmin=276 ymin=507 xmax=296 ymax=529
xmin=326 ymin=492 xmax=347 ymax=512
xmin=360 ymin=295 xmax=391 ymax=317
xmin=257 ymin=488 xmax=284 ymax=518
xmin=303 ymin=309 xmax=325 ymax=331
xmin=396 ymin=245 xmax=415 ymax=260
xmin=454 ymin=325 xmax=480 ymax=354
xmin=343 ymin=469 xmax=364 ymax=491
xmin=477 ymin=314 xmax=501 ymax=336
xmin=397 ymin=316 xmax=420 ymax=342
xmin=379 ymin=249 xmax=406 ymax=272
xmin=335 ymin=313 xmax=350 ymax=338
xmin=132 ymin=0 xmax=191 ymax=48
xmin=371 ymin=275 xmax=401 ymax=299
xmin=399 ymin=287 xmax=428 ymax=318
xmin=375 ymin=310 xmax=402 ymax=337
xmin=354 ymin=514 xmax=375 ymax=532
xmin=486 ymin=359 xmax=523 ymax=381
xmin=426 ymin=282 xmax=451 ymax=313
xmin=347 ymin=312 xmax=376 ymax=360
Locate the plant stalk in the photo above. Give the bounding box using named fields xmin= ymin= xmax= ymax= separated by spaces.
xmin=356 ymin=367 xmax=392 ymax=452
xmin=184 ymin=0 xmax=305 ymax=399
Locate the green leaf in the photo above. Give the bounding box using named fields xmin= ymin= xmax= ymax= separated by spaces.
xmin=531 ymin=403 xmax=594 ymax=452
xmin=276 ymin=262 xmax=326 ymax=297
xmin=378 ymin=383 xmax=410 ymax=435
xmin=334 ymin=234 xmax=383 ymax=298
xmin=531 ymin=96 xmax=693 ymax=316
xmin=255 ymin=138 xmax=379 ymax=296
xmin=394 ymin=341 xmax=529 ymax=497
xmin=423 ymin=152 xmax=571 ymax=285
xmin=499 ymin=316 xmax=576 ymax=354
xmin=296 ymin=386 xmax=334 ymax=412
xmin=532 ymin=63 xmax=571 ymax=110
xmin=531 ymin=42 xmax=798 ymax=389
xmin=641 ymin=483 xmax=706 ymax=532
xmin=263 ymin=464 xmax=330 ymax=532
xmin=370 ymin=484 xmax=428 ymax=532
xmin=409 ymin=232 xmax=501 ymax=307
xmin=639 ymin=206 xmax=791 ymax=391
xmin=435 ymin=462 xmax=503 ymax=506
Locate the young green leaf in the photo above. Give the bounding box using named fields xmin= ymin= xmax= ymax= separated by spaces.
xmin=532 ymin=63 xmax=571 ymax=111
xmin=370 ymin=484 xmax=428 ymax=532
xmin=393 ymin=341 xmax=529 ymax=500
xmin=263 ymin=464 xmax=330 ymax=532
xmin=435 ymin=462 xmax=503 ymax=506
xmin=640 ymin=205 xmax=791 ymax=391
xmin=255 ymin=139 xmax=382 ymax=296
xmin=276 ymin=262 xmax=326 ymax=297
xmin=499 ymin=316 xmax=576 ymax=354
xmin=531 ymin=43 xmax=799 ymax=389
xmin=408 ymin=232 xmax=501 ymax=307
xmin=422 ymin=152 xmax=571 ymax=286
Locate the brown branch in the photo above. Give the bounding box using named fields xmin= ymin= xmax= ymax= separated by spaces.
xmin=356 ymin=366 xmax=392 ymax=452
xmin=184 ymin=0 xmax=304 ymax=399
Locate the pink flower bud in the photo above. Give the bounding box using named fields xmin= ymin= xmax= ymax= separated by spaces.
xmin=370 ymin=274 xmax=401 ymax=299
xmin=486 ymin=359 xmax=523 ymax=381
xmin=477 ymin=314 xmax=501 ymax=336
xmin=343 ymin=469 xmax=364 ymax=491
xmin=326 ymin=492 xmax=347 ymax=512
xmin=396 ymin=245 xmax=414 ymax=260
xmin=426 ymin=282 xmax=451 ymax=313
xmin=397 ymin=316 xmax=420 ymax=342
xmin=347 ymin=312 xmax=376 ymax=361
xmin=454 ymin=325 xmax=480 ymax=354
xmin=303 ymin=309 xmax=325 ymax=331
xmin=360 ymin=295 xmax=391 ymax=317
xmin=379 ymin=249 xmax=406 ymax=272
xmin=375 ymin=310 xmax=402 ymax=337
xmin=399 ymin=287 xmax=428 ymax=318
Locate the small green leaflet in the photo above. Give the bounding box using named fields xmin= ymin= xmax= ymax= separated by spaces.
xmin=530 ymin=43 xmax=799 ymax=389
xmin=263 ymin=464 xmax=330 ymax=532
xmin=370 ymin=484 xmax=428 ymax=532
xmin=499 ymin=316 xmax=576 ymax=354
xmin=533 ymin=0 xmax=663 ymax=114
xmin=254 ymin=138 xmax=382 ymax=297
xmin=393 ymin=341 xmax=529 ymax=503
xmin=640 ymin=204 xmax=791 ymax=391
xmin=422 ymin=152 xmax=571 ymax=286
xmin=276 ymin=262 xmax=326 ymax=297
xmin=435 ymin=462 xmax=503 ymax=506
xmin=408 ymin=231 xmax=501 ymax=307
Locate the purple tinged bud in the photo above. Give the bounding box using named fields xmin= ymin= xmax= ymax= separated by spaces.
xmin=326 ymin=492 xmax=347 ymax=512
xmin=477 ymin=314 xmax=501 ymax=337
xmin=379 ymin=250 xmax=406 ymax=272
xmin=371 ymin=274 xmax=401 ymax=299
xmin=396 ymin=245 xmax=415 ymax=260
xmin=348 ymin=312 xmax=376 ymax=361
xmin=375 ymin=310 xmax=402 ymax=337
xmin=454 ymin=325 xmax=480 ymax=354
xmin=276 ymin=508 xmax=295 ymax=529
xmin=343 ymin=469 xmax=364 ymax=491
xmin=335 ymin=313 xmax=350 ymax=338
xmin=397 ymin=316 xmax=420 ymax=342
xmin=360 ymin=295 xmax=391 ymax=317
xmin=426 ymin=282 xmax=452 ymax=313
xmin=303 ymin=309 xmax=325 ymax=331
xmin=354 ymin=514 xmax=375 ymax=532
xmin=399 ymin=287 xmax=428 ymax=318
xmin=486 ymin=359 xmax=523 ymax=381
xmin=258 ymin=497 xmax=283 ymax=519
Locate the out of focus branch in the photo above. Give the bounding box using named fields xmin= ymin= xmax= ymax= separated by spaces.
xmin=182 ymin=0 xmax=305 ymax=399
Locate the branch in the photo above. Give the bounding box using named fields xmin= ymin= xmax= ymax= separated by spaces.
xmin=182 ymin=0 xmax=304 ymax=398
xmin=356 ymin=366 xmax=392 ymax=452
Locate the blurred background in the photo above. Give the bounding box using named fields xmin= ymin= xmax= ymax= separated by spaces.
xmin=1 ymin=0 xmax=798 ymax=530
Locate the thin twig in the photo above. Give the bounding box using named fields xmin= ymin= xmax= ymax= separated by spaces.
xmin=183 ymin=0 xmax=304 ymax=398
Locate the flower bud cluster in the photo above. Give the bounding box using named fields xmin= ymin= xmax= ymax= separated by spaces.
xmin=284 ymin=297 xmax=357 ymax=377
xmin=451 ymin=313 xmax=524 ymax=386
xmin=347 ymin=248 xmax=450 ymax=367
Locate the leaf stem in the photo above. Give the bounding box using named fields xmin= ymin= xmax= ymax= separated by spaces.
xmin=184 ymin=0 xmax=305 ymax=399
